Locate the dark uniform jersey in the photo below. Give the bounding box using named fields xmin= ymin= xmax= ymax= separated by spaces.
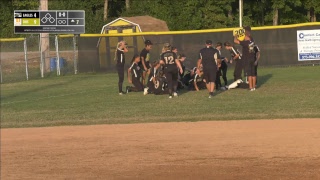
xmin=191 ymin=72 xmax=206 ymax=90
xmin=160 ymin=51 xmax=177 ymax=68
xmin=194 ymin=73 xmax=203 ymax=83
xmin=199 ymin=47 xmax=220 ymax=70
xmin=254 ymin=45 xmax=260 ymax=61
xmin=139 ymin=48 xmax=151 ymax=68
xmin=229 ymin=46 xmax=242 ymax=60
xmin=148 ymin=67 xmax=159 ymax=82
xmin=116 ymin=48 xmax=126 ymax=66
xmin=129 ymin=62 xmax=141 ymax=79
xmin=153 ymin=77 xmax=168 ymax=95
xmin=240 ymin=40 xmax=255 ymax=61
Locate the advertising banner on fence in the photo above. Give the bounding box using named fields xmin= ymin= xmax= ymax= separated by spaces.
xmin=297 ymin=29 xmax=320 ymax=61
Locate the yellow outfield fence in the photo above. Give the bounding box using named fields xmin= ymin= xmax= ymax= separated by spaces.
xmin=55 ymin=22 xmax=320 ymax=38
xmin=0 ymin=38 xmax=25 ymax=42
xmin=1 ymin=22 xmax=319 ymax=40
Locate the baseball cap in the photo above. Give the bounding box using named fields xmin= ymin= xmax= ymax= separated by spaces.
xmin=145 ymin=40 xmax=153 ymax=45
xmin=205 ymin=40 xmax=212 ymax=45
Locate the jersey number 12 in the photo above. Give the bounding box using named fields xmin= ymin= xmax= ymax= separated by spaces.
xmin=164 ymin=56 xmax=175 ymax=65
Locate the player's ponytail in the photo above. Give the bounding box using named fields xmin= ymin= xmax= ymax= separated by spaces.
xmin=162 ymin=43 xmax=171 ymax=52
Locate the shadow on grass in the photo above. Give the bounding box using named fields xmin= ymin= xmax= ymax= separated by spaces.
xmin=257 ymin=74 xmax=273 ymax=88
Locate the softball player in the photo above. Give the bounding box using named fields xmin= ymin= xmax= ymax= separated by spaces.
xmin=197 ymin=40 xmax=221 ymax=98
xmin=254 ymin=45 xmax=260 ymax=86
xmin=159 ymin=43 xmax=183 ymax=99
xmin=224 ymin=42 xmax=243 ymax=81
xmin=192 ymin=68 xmax=206 ymax=91
xmin=234 ymin=33 xmax=256 ymax=91
xmin=115 ymin=40 xmax=128 ymax=95
xmin=139 ymin=40 xmax=153 ymax=86
xmin=216 ymin=42 xmax=229 ymax=86
xmin=144 ymin=61 xmax=161 ymax=95
xmin=126 ymin=54 xmax=144 ymax=93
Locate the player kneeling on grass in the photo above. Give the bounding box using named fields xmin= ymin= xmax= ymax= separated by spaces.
xmin=126 ymin=54 xmax=144 ymax=93
xmin=190 ymin=68 xmax=206 ymax=91
xmin=153 ymin=76 xmax=169 ymax=95
xmin=143 ymin=61 xmax=161 ymax=95
xmin=182 ymin=67 xmax=197 ymax=88
xmin=144 ymin=67 xmax=170 ymax=95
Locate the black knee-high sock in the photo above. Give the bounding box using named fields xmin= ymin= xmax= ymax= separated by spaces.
xmin=118 ymin=82 xmax=123 ymax=93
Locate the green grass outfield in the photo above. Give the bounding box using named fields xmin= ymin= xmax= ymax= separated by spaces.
xmin=1 ymin=66 xmax=320 ymax=128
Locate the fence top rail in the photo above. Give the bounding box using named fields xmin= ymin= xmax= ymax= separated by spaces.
xmin=0 ymin=38 xmax=25 ymax=42
xmin=62 ymin=22 xmax=320 ymax=37
xmin=1 ymin=22 xmax=319 ymax=39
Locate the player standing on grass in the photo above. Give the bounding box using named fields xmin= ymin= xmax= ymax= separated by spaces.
xmin=197 ymin=40 xmax=221 ymax=98
xmin=215 ymin=42 xmax=229 ymax=88
xmin=224 ymin=42 xmax=243 ymax=81
xmin=159 ymin=43 xmax=183 ymax=99
xmin=172 ymin=47 xmax=186 ymax=78
xmin=139 ymin=40 xmax=153 ymax=86
xmin=115 ymin=40 xmax=128 ymax=95
xmin=234 ymin=32 xmax=256 ymax=91
xmin=253 ymin=44 xmax=261 ymax=87
xmin=244 ymin=26 xmax=260 ymax=87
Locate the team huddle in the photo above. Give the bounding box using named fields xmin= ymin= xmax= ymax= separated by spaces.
xmin=115 ymin=26 xmax=260 ymax=98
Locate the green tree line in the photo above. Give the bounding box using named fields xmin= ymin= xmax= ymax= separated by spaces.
xmin=1 ymin=0 xmax=319 ymax=38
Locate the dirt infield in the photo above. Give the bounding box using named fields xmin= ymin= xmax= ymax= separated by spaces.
xmin=1 ymin=119 xmax=320 ymax=179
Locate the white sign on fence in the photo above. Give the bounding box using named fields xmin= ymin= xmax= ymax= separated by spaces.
xmin=297 ymin=29 xmax=320 ymax=61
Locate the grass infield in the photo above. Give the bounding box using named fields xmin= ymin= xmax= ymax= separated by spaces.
xmin=1 ymin=66 xmax=320 ymax=128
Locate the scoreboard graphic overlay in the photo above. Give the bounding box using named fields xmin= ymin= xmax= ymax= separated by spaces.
xmin=14 ymin=10 xmax=85 ymax=34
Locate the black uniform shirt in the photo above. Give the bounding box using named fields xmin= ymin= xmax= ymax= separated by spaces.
xmin=116 ymin=48 xmax=125 ymax=66
xmin=139 ymin=48 xmax=150 ymax=67
xmin=194 ymin=73 xmax=203 ymax=83
xmin=254 ymin=45 xmax=260 ymax=60
xmin=229 ymin=46 xmax=242 ymax=60
xmin=129 ymin=62 xmax=141 ymax=79
xmin=148 ymin=67 xmax=159 ymax=82
xmin=160 ymin=50 xmax=177 ymax=67
xmin=198 ymin=47 xmax=220 ymax=70
xmin=240 ymin=40 xmax=255 ymax=60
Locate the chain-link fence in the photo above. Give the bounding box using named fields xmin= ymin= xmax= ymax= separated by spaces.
xmin=78 ymin=24 xmax=320 ymax=74
xmin=1 ymin=23 xmax=319 ymax=83
xmin=0 ymin=34 xmax=79 ymax=83
xmin=0 ymin=38 xmax=27 ymax=83
xmin=55 ymin=35 xmax=78 ymax=75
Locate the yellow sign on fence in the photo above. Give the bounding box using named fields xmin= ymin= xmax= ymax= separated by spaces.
xmin=233 ymin=27 xmax=245 ymax=41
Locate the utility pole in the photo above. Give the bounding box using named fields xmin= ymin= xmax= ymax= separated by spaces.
xmin=239 ymin=0 xmax=243 ymax=27
xmin=40 ymin=0 xmax=50 ymax=73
